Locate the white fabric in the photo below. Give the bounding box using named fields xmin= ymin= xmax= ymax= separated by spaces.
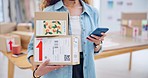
xmin=70 ymin=16 xmax=82 ymax=52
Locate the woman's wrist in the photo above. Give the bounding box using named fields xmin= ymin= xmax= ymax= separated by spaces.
xmin=94 ymin=42 xmax=102 ymax=48
xmin=33 ymin=67 xmax=41 ymax=78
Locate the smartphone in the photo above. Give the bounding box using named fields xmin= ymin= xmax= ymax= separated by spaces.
xmin=88 ymin=28 xmax=109 ymax=38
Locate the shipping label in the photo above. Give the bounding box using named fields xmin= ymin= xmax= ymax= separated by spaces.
xmin=34 ymin=37 xmax=72 ymax=63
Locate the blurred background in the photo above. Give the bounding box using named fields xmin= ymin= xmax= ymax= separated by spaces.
xmin=0 ymin=0 xmax=148 ymax=78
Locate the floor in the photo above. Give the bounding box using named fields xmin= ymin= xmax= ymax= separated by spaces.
xmin=95 ymin=49 xmax=148 ymax=78
xmin=0 ymin=49 xmax=148 ymax=78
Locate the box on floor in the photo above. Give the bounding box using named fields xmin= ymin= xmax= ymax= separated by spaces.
xmin=11 ymin=31 xmax=33 ymax=49
xmin=0 ymin=23 xmax=16 ymax=34
xmin=34 ymin=35 xmax=80 ymax=65
xmin=0 ymin=34 xmax=21 ymax=52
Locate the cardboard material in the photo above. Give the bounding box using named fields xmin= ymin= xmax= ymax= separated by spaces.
xmin=0 ymin=23 xmax=16 ymax=34
xmin=122 ymin=13 xmax=147 ymax=20
xmin=128 ymin=20 xmax=142 ymax=27
xmin=34 ymin=12 xmax=68 ymax=37
xmin=0 ymin=34 xmax=21 ymax=52
xmin=122 ymin=26 xmax=141 ymax=37
xmin=122 ymin=20 xmax=142 ymax=27
xmin=11 ymin=31 xmax=33 ymax=49
xmin=17 ymin=23 xmax=33 ymax=32
xmin=34 ymin=36 xmax=80 ymax=65
xmin=121 ymin=20 xmax=128 ymax=25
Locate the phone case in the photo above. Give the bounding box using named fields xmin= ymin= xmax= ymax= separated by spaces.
xmin=89 ymin=28 xmax=109 ymax=37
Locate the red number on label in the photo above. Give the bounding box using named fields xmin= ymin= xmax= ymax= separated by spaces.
xmin=36 ymin=41 xmax=43 ymax=61
xmin=9 ymin=41 xmax=13 ymax=50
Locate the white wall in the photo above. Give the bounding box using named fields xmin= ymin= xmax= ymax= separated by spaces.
xmin=147 ymin=0 xmax=148 ymax=20
xmin=0 ymin=0 xmax=3 ymax=22
xmin=97 ymin=0 xmax=148 ymax=32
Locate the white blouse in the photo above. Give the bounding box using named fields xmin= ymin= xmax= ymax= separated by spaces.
xmin=70 ymin=16 xmax=82 ymax=52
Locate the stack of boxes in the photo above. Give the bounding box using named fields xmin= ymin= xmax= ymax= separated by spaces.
xmin=11 ymin=23 xmax=34 ymax=49
xmin=17 ymin=23 xmax=33 ymax=32
xmin=0 ymin=23 xmax=17 ymax=34
xmin=0 ymin=23 xmax=22 ymax=54
xmin=0 ymin=22 xmax=33 ymax=53
xmin=121 ymin=13 xmax=148 ymax=38
xmin=0 ymin=34 xmax=21 ymax=53
xmin=11 ymin=31 xmax=33 ymax=49
xmin=34 ymin=12 xmax=80 ymax=65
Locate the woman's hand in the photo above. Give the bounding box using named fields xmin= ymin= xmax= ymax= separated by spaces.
xmin=87 ymin=33 xmax=106 ymax=44
xmin=87 ymin=33 xmax=106 ymax=51
xmin=34 ymin=59 xmax=64 ymax=77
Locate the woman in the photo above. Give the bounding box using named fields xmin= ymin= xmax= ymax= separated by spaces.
xmin=27 ymin=0 xmax=106 ymax=78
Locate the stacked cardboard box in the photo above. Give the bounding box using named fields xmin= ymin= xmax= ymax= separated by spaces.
xmin=34 ymin=36 xmax=80 ymax=65
xmin=121 ymin=13 xmax=147 ymax=37
xmin=17 ymin=23 xmax=33 ymax=32
xmin=0 ymin=34 xmax=21 ymax=53
xmin=35 ymin=12 xmax=68 ymax=36
xmin=11 ymin=31 xmax=33 ymax=49
xmin=34 ymin=12 xmax=80 ymax=65
xmin=0 ymin=23 xmax=16 ymax=34
xmin=121 ymin=20 xmax=143 ymax=37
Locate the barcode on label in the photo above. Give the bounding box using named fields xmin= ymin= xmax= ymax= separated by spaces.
xmin=64 ymin=55 xmax=70 ymax=61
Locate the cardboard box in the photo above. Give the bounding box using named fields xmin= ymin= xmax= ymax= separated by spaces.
xmin=11 ymin=31 xmax=33 ymax=49
xmin=128 ymin=20 xmax=142 ymax=27
xmin=0 ymin=34 xmax=21 ymax=52
xmin=0 ymin=23 xmax=16 ymax=34
xmin=121 ymin=20 xmax=142 ymax=27
xmin=17 ymin=23 xmax=33 ymax=32
xmin=34 ymin=12 xmax=68 ymax=37
xmin=122 ymin=26 xmax=141 ymax=37
xmin=34 ymin=36 xmax=80 ymax=65
xmin=121 ymin=20 xmax=128 ymax=25
xmin=122 ymin=13 xmax=147 ymax=20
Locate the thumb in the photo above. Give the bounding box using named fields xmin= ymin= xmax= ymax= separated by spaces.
xmin=41 ymin=59 xmax=50 ymax=66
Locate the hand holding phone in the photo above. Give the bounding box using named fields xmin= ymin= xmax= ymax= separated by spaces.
xmin=89 ymin=28 xmax=109 ymax=38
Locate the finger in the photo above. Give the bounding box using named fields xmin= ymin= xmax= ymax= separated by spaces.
xmin=47 ymin=65 xmax=64 ymax=71
xmin=87 ymin=36 xmax=98 ymax=42
xmin=99 ymin=33 xmax=106 ymax=40
xmin=101 ymin=33 xmax=106 ymax=38
xmin=41 ymin=59 xmax=50 ymax=66
xmin=90 ymin=35 xmax=101 ymax=40
xmin=100 ymin=38 xmax=104 ymax=41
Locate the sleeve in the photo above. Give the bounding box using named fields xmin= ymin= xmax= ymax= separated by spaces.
xmin=27 ymin=35 xmax=34 ymax=63
xmin=93 ymin=8 xmax=104 ymax=54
